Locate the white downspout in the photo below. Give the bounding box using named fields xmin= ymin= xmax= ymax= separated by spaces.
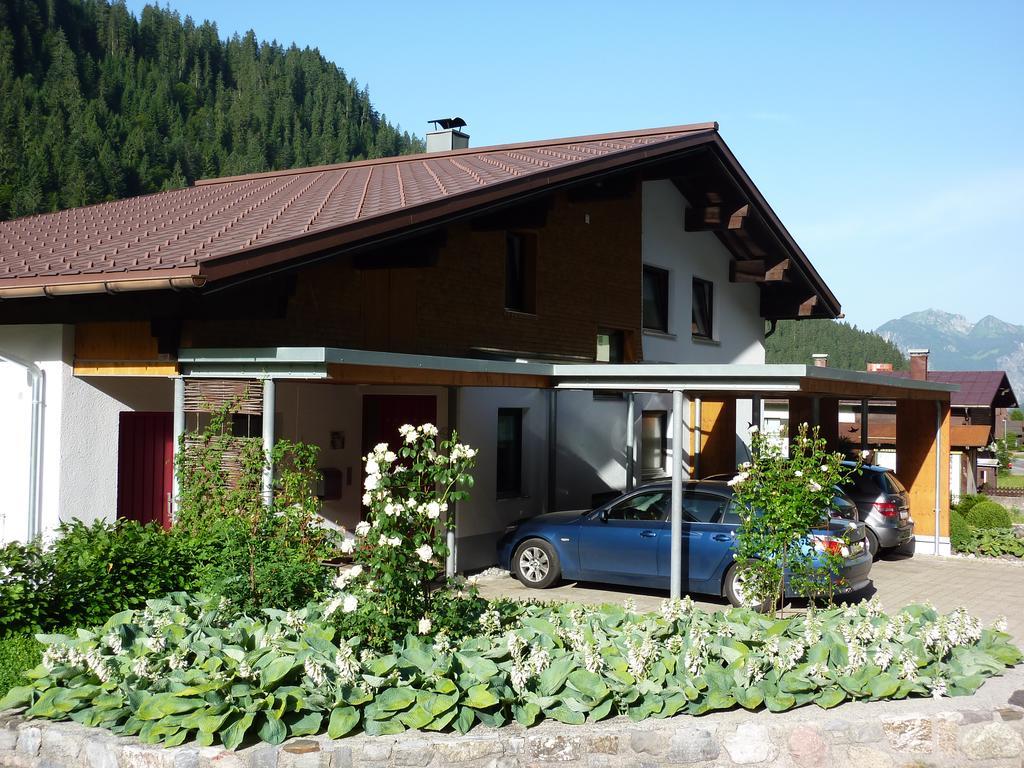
xmin=0 ymin=350 xmax=45 ymax=541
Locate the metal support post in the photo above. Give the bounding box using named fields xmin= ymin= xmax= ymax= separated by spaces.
xmin=261 ymin=378 xmax=276 ymax=507
xmin=934 ymin=401 xmax=942 ymax=556
xmin=670 ymin=389 xmax=684 ymax=599
xmin=446 ymin=386 xmax=460 ymax=577
xmin=625 ymin=392 xmax=635 ymax=491
xmin=170 ymin=377 xmax=185 ymax=519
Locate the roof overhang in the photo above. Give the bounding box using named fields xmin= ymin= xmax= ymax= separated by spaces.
xmin=176 ymin=347 xmax=955 ymax=401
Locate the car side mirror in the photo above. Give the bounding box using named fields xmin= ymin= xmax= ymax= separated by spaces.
xmin=600 ymin=508 xmax=609 ymax=523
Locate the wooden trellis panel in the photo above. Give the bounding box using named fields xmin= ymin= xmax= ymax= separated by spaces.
xmin=184 ymin=379 xmax=263 ymax=414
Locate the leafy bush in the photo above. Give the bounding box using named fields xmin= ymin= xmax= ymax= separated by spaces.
xmin=955 ymin=529 xmax=1024 ymax=558
xmin=2 ymin=593 xmax=1019 ymax=748
xmin=965 ymin=501 xmax=1012 ymax=530
xmin=950 ymin=509 xmax=973 ymax=553
xmin=952 ymin=494 xmax=990 ymax=516
xmin=175 ymin=406 xmax=340 ymax=612
xmin=0 ymin=520 xmax=196 ymax=637
xmin=0 ymin=633 xmax=43 ymax=698
xmin=730 ymin=422 xmax=858 ymax=612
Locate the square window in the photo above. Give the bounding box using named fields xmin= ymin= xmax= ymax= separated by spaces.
xmin=692 ymin=277 xmax=713 ymax=339
xmin=642 ymin=265 xmax=669 ymax=333
xmin=640 ymin=410 xmax=667 ymax=478
xmin=505 ymin=233 xmax=537 ymax=313
xmin=596 ymin=329 xmax=625 ymax=363
xmin=496 ymin=408 xmax=524 ymax=498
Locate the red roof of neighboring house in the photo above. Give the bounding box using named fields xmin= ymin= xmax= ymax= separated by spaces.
xmin=0 ymin=122 xmax=841 ymax=318
xmin=884 ymin=370 xmax=1017 ymax=408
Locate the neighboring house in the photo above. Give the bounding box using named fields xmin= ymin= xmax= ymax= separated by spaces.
xmin=0 ymin=121 xmax=954 ymax=566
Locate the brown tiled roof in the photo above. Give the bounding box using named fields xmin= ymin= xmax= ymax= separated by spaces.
xmin=0 ymin=123 xmax=720 ymax=294
xmin=884 ymin=370 xmax=1018 ymax=408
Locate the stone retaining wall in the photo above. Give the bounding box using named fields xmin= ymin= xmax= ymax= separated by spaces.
xmin=2 ymin=682 xmax=1023 ymax=768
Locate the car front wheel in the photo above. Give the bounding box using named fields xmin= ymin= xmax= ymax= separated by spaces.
xmin=513 ymin=539 xmax=560 ymax=589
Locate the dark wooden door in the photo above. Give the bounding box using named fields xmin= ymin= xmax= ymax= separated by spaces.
xmin=116 ymin=412 xmax=174 ymax=529
xmin=361 ymin=394 xmax=438 ymax=458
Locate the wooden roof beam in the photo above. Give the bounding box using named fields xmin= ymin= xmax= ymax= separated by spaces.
xmin=730 ymin=258 xmax=790 ymax=284
xmin=685 ymin=204 xmax=749 ymax=232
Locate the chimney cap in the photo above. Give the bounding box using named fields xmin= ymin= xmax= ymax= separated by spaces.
xmin=429 ymin=117 xmax=467 ymax=131
xmin=908 ymin=349 xmax=930 ymax=355
xmin=811 ymin=353 xmax=829 ymax=359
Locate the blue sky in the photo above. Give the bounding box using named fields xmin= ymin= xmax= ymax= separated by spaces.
xmin=126 ymin=1 xmax=1023 ymax=330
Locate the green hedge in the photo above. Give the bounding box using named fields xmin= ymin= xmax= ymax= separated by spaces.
xmin=965 ymin=501 xmax=1013 ymax=531
xmin=950 ymin=509 xmax=973 ymax=552
xmin=0 ymin=633 xmax=43 ymax=698
xmin=2 ymin=594 xmax=1020 ymax=748
xmin=953 ymin=494 xmax=990 ymax=515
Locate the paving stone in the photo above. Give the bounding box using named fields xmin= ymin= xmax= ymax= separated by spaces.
xmin=432 ymin=738 xmax=504 ymax=763
xmin=1008 ymin=689 xmax=1024 ymax=709
xmin=933 ymin=713 xmax=960 ymax=755
xmin=997 ymin=706 xmax=1023 ymax=721
xmin=788 ymin=724 xmax=829 ymax=768
xmin=16 ymin=725 xmax=41 ymax=757
xmin=122 ymin=744 xmax=178 ymax=767
xmin=841 ymin=746 xmax=893 ymax=768
xmin=248 ymin=744 xmax=279 ymax=768
xmin=355 ymin=740 xmax=393 ymax=763
xmin=393 ymin=738 xmax=433 ymax=766
xmin=324 ymin=744 xmax=352 ymax=768
xmin=881 ymin=717 xmax=932 ymax=754
xmin=83 ymin=740 xmax=119 ymax=768
xmin=956 ymin=709 xmax=993 ymax=725
xmin=821 ymin=719 xmax=850 ymax=745
xmin=667 ymin=726 xmax=718 ymax=763
xmin=0 ymin=726 xmax=17 ymax=752
xmin=627 ymin=730 xmax=666 ymax=756
xmin=723 ymin=722 xmax=777 ymax=765
xmin=586 ymin=734 xmax=619 ymax=755
xmin=849 ymin=721 xmax=884 ymax=743
xmin=174 ymin=748 xmax=202 ymax=768
xmin=959 ymin=722 xmax=1024 ymax=760
xmin=527 ymin=734 xmax=583 ymax=762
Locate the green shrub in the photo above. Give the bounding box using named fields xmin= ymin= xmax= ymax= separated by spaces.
xmin=953 ymin=494 xmax=990 ymax=515
xmin=0 ymin=520 xmax=196 ymax=637
xmin=949 ymin=509 xmax=974 ymax=552
xmin=955 ymin=529 xmax=1024 ymax=558
xmin=966 ymin=501 xmax=1013 ymax=530
xmin=0 ymin=633 xmax=43 ymax=698
xmin=2 ymin=594 xmax=1019 ymax=748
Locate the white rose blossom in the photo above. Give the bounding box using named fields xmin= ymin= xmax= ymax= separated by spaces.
xmin=355 ymin=521 xmax=371 ymax=537
xmin=363 ymin=474 xmax=379 ymax=491
xmin=418 ymin=618 xmax=432 ymax=634
xmin=340 ymin=537 xmax=356 ymax=555
xmin=415 ymin=544 xmax=433 ymax=562
xmin=342 ymin=595 xmax=359 ymax=613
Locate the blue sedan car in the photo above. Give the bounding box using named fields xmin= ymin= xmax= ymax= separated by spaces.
xmin=496 ymin=480 xmax=872 ymax=607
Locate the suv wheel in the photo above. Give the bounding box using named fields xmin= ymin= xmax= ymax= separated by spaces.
xmin=865 ymin=528 xmax=880 ymax=560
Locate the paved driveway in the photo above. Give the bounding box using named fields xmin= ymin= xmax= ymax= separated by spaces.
xmin=476 ymin=550 xmax=1024 ymax=642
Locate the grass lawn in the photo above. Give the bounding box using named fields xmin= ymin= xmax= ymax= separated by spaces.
xmin=997 ymin=474 xmax=1024 ymax=489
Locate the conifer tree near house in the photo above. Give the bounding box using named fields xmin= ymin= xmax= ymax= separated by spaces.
xmin=0 ymin=0 xmax=424 ymax=221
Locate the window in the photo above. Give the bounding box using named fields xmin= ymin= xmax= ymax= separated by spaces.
xmin=596 ymin=329 xmax=625 ymax=363
xmin=682 ymin=491 xmax=729 ymax=523
xmin=642 ymin=265 xmax=669 ymax=332
xmin=605 ymin=490 xmax=670 ymax=521
xmin=496 ymin=408 xmax=524 ymax=498
xmin=640 ymin=410 xmax=667 ymax=478
xmin=505 ymin=232 xmax=536 ymax=313
xmin=692 ymin=277 xmax=713 ymax=339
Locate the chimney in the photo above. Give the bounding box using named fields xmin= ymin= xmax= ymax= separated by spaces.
xmin=426 ymin=117 xmax=469 ymax=153
xmin=867 ymin=362 xmax=894 ymax=373
xmin=812 ymin=353 xmax=829 ymax=368
xmin=909 ymin=349 xmax=929 ymax=381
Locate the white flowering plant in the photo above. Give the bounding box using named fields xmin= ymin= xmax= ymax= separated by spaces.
xmin=325 ymin=424 xmax=478 ymax=645
xmin=3 ymin=593 xmax=1018 ymax=747
xmin=730 ymin=423 xmax=859 ymax=616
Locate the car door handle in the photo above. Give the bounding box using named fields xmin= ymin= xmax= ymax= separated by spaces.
xmin=712 ymin=534 xmax=733 ymax=542
xmin=640 ymin=530 xmax=657 ymax=538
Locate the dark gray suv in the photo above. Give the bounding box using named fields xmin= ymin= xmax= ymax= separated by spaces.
xmin=840 ymin=462 xmax=914 ymax=558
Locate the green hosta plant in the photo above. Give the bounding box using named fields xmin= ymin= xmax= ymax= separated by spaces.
xmin=730 ymin=423 xmax=859 ymax=615
xmin=326 ymin=424 xmax=476 ymax=640
xmin=2 ymin=594 xmax=1019 ymax=748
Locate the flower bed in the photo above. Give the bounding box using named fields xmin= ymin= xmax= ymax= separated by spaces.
xmin=1 ymin=593 xmax=1019 ymax=750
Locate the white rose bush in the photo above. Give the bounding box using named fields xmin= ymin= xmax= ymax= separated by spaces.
xmin=324 ymin=423 xmax=478 ymax=647
xmin=730 ymin=422 xmax=858 ymax=616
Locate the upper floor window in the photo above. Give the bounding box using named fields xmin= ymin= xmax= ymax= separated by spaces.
xmin=642 ymin=265 xmax=669 ymax=333
xmin=692 ymin=277 xmax=713 ymax=340
xmin=505 ymin=232 xmax=536 ymax=313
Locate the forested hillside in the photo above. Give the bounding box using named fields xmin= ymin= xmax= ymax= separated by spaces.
xmin=0 ymin=0 xmax=423 ymax=220
xmin=765 ymin=319 xmax=908 ymax=371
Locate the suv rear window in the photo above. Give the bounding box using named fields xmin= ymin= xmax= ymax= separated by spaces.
xmin=849 ymin=469 xmax=905 ymax=495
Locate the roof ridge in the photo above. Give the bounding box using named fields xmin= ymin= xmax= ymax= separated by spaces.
xmin=193 ymin=122 xmax=719 ymax=187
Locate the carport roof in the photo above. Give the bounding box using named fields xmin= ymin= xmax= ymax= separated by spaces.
xmin=176 ymin=346 xmax=957 ymax=401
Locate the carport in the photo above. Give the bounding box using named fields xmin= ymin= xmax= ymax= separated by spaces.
xmin=176 ymin=348 xmax=956 ymax=599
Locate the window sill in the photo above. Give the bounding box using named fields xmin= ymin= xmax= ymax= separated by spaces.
xmin=642 ymin=329 xmax=676 ymax=340
xmin=504 ymin=309 xmax=538 ymax=319
xmin=692 ymin=336 xmax=720 ymax=346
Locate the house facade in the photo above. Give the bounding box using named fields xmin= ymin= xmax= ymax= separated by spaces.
xmin=0 ymin=122 xmax=954 ymax=568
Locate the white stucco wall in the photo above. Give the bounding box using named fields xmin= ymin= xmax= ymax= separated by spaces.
xmin=0 ymin=323 xmax=173 ymax=544
xmin=640 ymin=180 xmax=765 ymax=365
